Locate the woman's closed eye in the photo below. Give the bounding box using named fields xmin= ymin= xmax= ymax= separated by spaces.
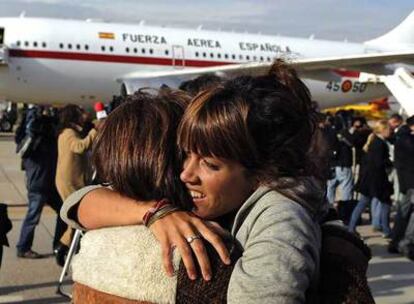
xmin=202 ymin=159 xmax=220 ymax=171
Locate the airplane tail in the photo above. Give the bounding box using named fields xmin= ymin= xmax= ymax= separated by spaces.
xmin=365 ymin=10 xmax=414 ymax=49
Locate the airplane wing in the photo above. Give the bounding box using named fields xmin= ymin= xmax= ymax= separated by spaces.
xmin=119 ymin=51 xmax=414 ymax=93
xmin=119 ymin=51 xmax=414 ymax=115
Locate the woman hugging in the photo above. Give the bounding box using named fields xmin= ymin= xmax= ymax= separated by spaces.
xmin=61 ymin=60 xmax=328 ymax=304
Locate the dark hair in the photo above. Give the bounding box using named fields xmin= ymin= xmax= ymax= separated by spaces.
xmin=406 ymin=115 xmax=414 ymax=127
xmin=390 ymin=113 xmax=403 ymax=122
xmin=352 ymin=116 xmax=365 ymax=126
xmin=93 ymin=89 xmax=192 ymax=209
xmin=57 ymin=104 xmax=84 ymax=134
xmin=178 ymin=60 xmax=320 ymax=185
xmin=179 ymin=74 xmax=222 ymax=97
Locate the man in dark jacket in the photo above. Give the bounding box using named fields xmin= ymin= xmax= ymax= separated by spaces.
xmin=389 ymin=116 xmax=414 ymax=257
xmin=16 ymin=106 xmax=67 ymax=258
xmin=326 ymin=116 xmax=360 ymax=223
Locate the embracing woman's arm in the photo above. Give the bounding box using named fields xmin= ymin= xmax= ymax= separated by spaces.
xmin=61 ymin=186 xmax=230 ymax=281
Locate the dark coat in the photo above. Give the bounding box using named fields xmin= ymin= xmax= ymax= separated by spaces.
xmin=395 ymin=129 xmax=414 ymax=193
xmin=357 ymin=136 xmax=393 ymax=203
xmin=22 ymin=114 xmax=59 ymax=193
xmin=0 ymin=203 xmax=12 ymax=247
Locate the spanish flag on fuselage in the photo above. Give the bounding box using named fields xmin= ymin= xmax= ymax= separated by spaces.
xmin=99 ymin=32 xmax=115 ymax=39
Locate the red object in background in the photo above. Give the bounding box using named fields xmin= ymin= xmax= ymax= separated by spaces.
xmin=94 ymin=101 xmax=105 ymax=112
xmin=94 ymin=101 xmax=107 ymax=120
xmin=369 ymin=97 xmax=390 ymax=111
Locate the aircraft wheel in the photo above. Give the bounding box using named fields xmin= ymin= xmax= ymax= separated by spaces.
xmin=0 ymin=119 xmax=12 ymax=132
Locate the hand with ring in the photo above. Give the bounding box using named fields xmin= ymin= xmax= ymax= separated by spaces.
xmin=186 ymin=235 xmax=202 ymax=244
xmin=149 ymin=211 xmax=231 ymax=281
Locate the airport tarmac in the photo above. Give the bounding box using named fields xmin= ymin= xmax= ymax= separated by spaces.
xmin=1 ymin=134 xmax=414 ymax=303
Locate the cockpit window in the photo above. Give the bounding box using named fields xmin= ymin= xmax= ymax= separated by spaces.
xmin=0 ymin=28 xmax=4 ymax=45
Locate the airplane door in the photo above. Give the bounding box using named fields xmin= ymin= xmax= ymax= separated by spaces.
xmin=0 ymin=28 xmax=7 ymax=64
xmin=172 ymin=45 xmax=185 ymax=69
xmin=0 ymin=28 xmax=4 ymax=45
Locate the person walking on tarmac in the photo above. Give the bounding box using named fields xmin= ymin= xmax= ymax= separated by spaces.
xmin=16 ymin=106 xmax=67 ymax=258
xmin=349 ymin=120 xmax=393 ymax=237
xmin=326 ymin=115 xmax=356 ymax=223
xmin=54 ymin=105 xmax=97 ymax=266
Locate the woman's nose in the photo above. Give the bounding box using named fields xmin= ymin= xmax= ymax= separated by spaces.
xmin=180 ymin=157 xmax=199 ymax=184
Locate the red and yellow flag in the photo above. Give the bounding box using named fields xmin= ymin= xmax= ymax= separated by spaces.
xmin=98 ymin=32 xmax=115 ymax=39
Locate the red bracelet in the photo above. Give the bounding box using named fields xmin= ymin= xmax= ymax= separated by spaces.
xmin=142 ymin=199 xmax=170 ymax=226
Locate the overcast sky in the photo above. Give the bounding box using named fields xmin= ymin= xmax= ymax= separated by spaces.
xmin=0 ymin=0 xmax=413 ymax=42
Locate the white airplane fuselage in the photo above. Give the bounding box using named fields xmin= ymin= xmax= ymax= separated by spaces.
xmin=0 ymin=17 xmax=398 ymax=107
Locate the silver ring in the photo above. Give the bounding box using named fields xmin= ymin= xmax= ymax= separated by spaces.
xmin=186 ymin=235 xmax=202 ymax=244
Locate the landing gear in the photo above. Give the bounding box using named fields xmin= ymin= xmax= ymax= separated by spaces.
xmin=0 ymin=117 xmax=12 ymax=132
xmin=0 ymin=102 xmax=17 ymax=132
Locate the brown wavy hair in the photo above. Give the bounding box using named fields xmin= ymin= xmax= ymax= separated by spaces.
xmin=93 ymin=89 xmax=192 ymax=209
xmin=178 ymin=60 xmax=321 ymax=186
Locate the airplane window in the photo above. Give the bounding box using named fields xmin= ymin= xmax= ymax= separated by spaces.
xmin=85 ymin=45 xmax=89 ymax=50
xmin=59 ymin=43 xmax=64 ymax=49
xmin=133 ymin=48 xmax=137 ymax=53
xmin=165 ymin=50 xmax=169 ymax=55
xmin=217 ymin=53 xmax=221 ymax=59
xmin=210 ymin=53 xmax=214 ymax=58
xmin=42 ymin=42 xmax=47 ymax=48
xmin=68 ymin=44 xmax=72 ymax=49
xmin=33 ymin=42 xmax=38 ymax=47
xmin=224 ymin=54 xmax=229 ymax=59
xmin=24 ymin=41 xmax=29 ymax=47
xmin=253 ymin=56 xmax=257 ymax=61
xmin=149 ymin=49 xmax=153 ymax=54
xmin=141 ymin=48 xmax=146 ymax=54
xmin=76 ymin=44 xmax=81 ymax=50
xmin=101 ymin=46 xmax=106 ymax=51
xmin=126 ymin=47 xmax=130 ymax=53
xmin=232 ymin=54 xmax=236 ymax=60
xmin=246 ymin=55 xmax=250 ymax=60
xmin=195 ymin=51 xmax=199 ymax=57
xmin=202 ymin=52 xmax=206 ymax=57
xmin=260 ymin=56 xmax=264 ymax=61
xmin=267 ymin=57 xmax=271 ymax=62
xmin=17 ymin=41 xmax=21 ymax=47
xmin=239 ymin=55 xmax=243 ymax=60
xmin=109 ymin=46 xmax=114 ymax=52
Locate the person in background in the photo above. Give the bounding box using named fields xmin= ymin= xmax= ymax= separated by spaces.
xmin=349 ymin=120 xmax=393 ymax=237
xmin=16 ymin=106 xmax=66 ymax=259
xmin=388 ymin=113 xmax=404 ymax=203
xmin=325 ymin=114 xmax=355 ymax=223
xmin=178 ymin=74 xmax=222 ymax=97
xmin=54 ymin=104 xmax=97 ymax=266
xmin=388 ymin=113 xmax=404 ymax=135
xmin=389 ymin=116 xmax=414 ymax=257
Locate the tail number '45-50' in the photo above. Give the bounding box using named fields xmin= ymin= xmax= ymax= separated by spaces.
xmin=326 ymin=80 xmax=367 ymax=93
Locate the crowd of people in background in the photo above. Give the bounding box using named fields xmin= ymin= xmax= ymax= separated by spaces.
xmin=320 ymin=109 xmax=414 ymax=260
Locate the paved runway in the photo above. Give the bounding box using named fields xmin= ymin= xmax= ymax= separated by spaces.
xmin=1 ymin=134 xmax=414 ymax=303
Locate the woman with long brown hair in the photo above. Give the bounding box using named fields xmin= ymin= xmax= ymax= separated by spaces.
xmin=54 ymin=104 xmax=97 ymax=264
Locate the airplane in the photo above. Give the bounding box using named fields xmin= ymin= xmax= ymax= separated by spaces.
xmin=0 ymin=11 xmax=414 ymax=114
